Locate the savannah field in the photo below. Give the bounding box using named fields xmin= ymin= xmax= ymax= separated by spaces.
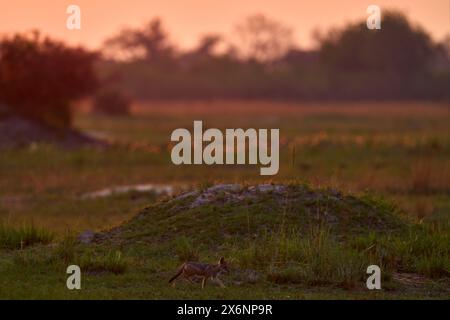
xmin=0 ymin=101 xmax=449 ymax=299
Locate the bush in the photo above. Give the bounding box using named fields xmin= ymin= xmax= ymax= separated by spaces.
xmin=93 ymin=90 xmax=130 ymax=116
xmin=0 ymin=32 xmax=98 ymax=129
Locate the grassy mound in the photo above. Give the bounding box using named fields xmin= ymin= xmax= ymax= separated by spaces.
xmin=88 ymin=184 xmax=448 ymax=289
xmin=96 ymin=183 xmax=406 ymax=245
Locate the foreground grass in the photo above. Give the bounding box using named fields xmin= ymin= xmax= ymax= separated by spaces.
xmin=0 ymin=185 xmax=448 ymax=299
xmin=0 ymin=226 xmax=448 ymax=299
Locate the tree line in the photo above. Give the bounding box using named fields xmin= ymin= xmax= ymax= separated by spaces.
xmin=100 ymin=11 xmax=450 ymax=101
xmin=0 ymin=11 xmax=449 ymax=129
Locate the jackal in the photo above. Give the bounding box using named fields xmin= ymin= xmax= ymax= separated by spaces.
xmin=168 ymin=257 xmax=229 ymax=288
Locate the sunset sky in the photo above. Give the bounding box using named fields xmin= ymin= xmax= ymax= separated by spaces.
xmin=0 ymin=0 xmax=449 ymax=49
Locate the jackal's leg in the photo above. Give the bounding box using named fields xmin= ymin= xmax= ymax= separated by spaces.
xmin=201 ymin=277 xmax=207 ymax=289
xmin=169 ymin=266 xmax=184 ymax=287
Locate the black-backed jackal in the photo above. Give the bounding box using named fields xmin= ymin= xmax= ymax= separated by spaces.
xmin=168 ymin=257 xmax=229 ymax=288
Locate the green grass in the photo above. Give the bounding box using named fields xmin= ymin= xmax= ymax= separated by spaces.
xmin=237 ymin=227 xmax=368 ymax=288
xmin=173 ymin=236 xmax=200 ymax=262
xmin=78 ymin=250 xmax=128 ymax=275
xmin=0 ymin=217 xmax=447 ymax=299
xmin=349 ymin=224 xmax=450 ymax=279
xmin=0 ymin=223 xmax=54 ymax=249
xmin=54 ymin=233 xmax=77 ymax=263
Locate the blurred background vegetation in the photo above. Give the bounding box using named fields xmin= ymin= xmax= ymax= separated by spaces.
xmin=98 ymin=11 xmax=450 ymax=102
xmin=0 ymin=11 xmax=449 ymax=130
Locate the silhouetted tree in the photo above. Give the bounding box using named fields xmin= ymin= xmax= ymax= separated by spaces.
xmin=318 ymin=11 xmax=436 ymax=76
xmin=234 ymin=14 xmax=293 ymax=63
xmin=0 ymin=32 xmax=98 ymax=129
xmin=194 ymin=34 xmax=222 ymax=57
xmin=96 ymin=12 xmax=448 ymax=101
xmin=105 ymin=18 xmax=174 ymax=62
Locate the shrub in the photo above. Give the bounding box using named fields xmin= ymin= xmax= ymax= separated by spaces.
xmin=0 ymin=32 xmax=98 ymax=129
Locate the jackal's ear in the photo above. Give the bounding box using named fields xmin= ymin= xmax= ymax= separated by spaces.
xmin=219 ymin=257 xmax=225 ymax=264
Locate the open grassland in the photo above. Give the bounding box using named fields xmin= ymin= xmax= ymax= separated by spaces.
xmin=0 ymin=101 xmax=449 ymax=299
xmin=1 ymin=101 xmax=449 ymax=231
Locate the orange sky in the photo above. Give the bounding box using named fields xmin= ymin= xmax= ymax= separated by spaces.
xmin=0 ymin=0 xmax=449 ymax=49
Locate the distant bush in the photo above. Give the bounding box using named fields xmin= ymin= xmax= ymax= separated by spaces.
xmin=93 ymin=90 xmax=131 ymax=116
xmin=99 ymin=11 xmax=449 ymax=101
xmin=0 ymin=32 xmax=98 ymax=129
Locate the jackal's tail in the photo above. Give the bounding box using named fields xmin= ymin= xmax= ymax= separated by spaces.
xmin=168 ymin=265 xmax=184 ymax=283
